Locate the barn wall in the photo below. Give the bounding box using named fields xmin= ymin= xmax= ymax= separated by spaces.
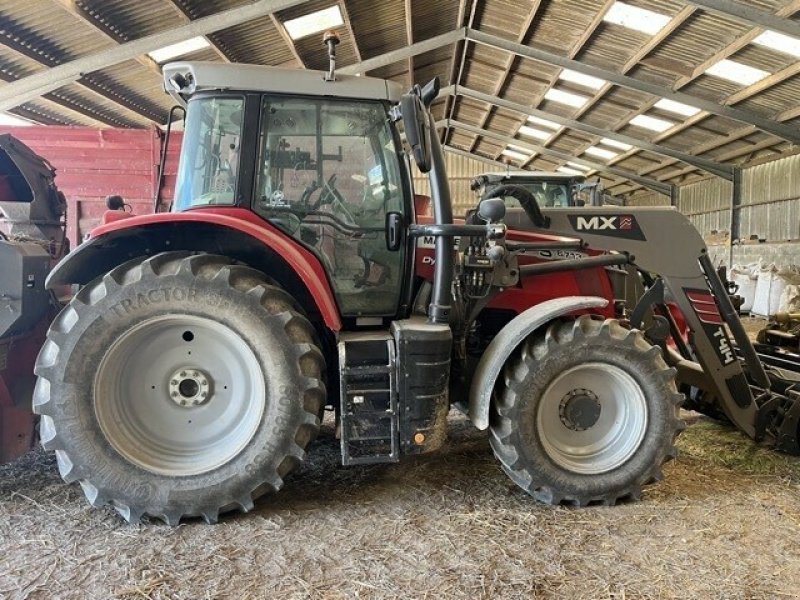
xmin=630 ymin=154 xmax=800 ymax=267
xmin=0 ymin=126 xmax=182 ymax=245
xmin=413 ymin=151 xmax=488 ymax=216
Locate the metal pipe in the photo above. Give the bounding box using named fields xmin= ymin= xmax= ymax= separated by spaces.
xmin=505 ymin=241 xmax=583 ymax=251
xmin=427 ymin=111 xmax=454 ymax=325
xmin=519 ymin=253 xmax=629 ymax=276
xmin=409 ymin=223 xmax=496 ymax=238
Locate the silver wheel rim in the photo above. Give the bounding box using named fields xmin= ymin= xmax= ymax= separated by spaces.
xmin=536 ymin=362 xmax=647 ymax=474
xmin=94 ymin=315 xmax=265 ymax=476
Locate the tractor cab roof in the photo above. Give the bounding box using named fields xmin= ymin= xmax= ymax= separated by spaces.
xmin=162 ymin=61 xmax=404 ymax=105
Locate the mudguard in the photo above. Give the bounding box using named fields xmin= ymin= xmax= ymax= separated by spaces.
xmin=468 ymin=296 xmax=609 ymax=430
xmin=47 ymin=208 xmax=343 ymax=331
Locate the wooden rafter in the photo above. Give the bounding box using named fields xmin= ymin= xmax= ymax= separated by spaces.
xmin=440 ymin=0 xmax=469 ymax=143
xmin=467 ymin=0 xmax=543 ymax=153
xmin=162 ymin=0 xmax=233 ymax=63
xmin=0 ymin=13 xmax=165 ymax=125
xmin=508 ymin=0 xmax=617 ymax=167
xmin=542 ymin=5 xmax=696 ymax=171
xmin=444 ymin=0 xmax=479 ymax=145
xmin=339 ymin=0 xmax=362 ymax=63
xmin=593 ymin=0 xmax=800 ymax=183
xmin=269 ymin=14 xmax=306 ymax=68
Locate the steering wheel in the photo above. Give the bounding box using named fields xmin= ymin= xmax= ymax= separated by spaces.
xmin=310 ymin=174 xmax=338 ymax=210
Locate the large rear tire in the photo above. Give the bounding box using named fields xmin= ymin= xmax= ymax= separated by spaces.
xmin=489 ymin=316 xmax=684 ymax=506
xmin=34 ymin=252 xmax=325 ymax=524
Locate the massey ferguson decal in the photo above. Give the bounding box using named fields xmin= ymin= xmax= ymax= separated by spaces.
xmin=685 ymin=288 xmax=736 ymax=366
xmin=568 ymin=214 xmax=646 ymax=241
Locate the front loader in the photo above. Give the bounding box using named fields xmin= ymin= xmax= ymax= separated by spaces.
xmin=34 ymin=38 xmax=684 ymax=524
xmin=473 ymin=173 xmax=800 ymax=455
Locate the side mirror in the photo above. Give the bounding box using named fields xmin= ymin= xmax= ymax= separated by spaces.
xmin=385 ymin=211 xmax=403 ymax=251
xmin=477 ymin=197 xmax=506 ymax=223
xmin=419 ymin=77 xmax=440 ymax=108
xmin=401 ymin=93 xmax=432 ymax=173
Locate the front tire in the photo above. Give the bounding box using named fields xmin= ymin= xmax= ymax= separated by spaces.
xmin=34 ymin=252 xmax=326 ymax=524
xmin=489 ymin=316 xmax=684 ymax=506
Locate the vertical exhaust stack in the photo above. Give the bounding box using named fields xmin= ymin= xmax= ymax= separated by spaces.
xmin=323 ymin=30 xmax=340 ymax=82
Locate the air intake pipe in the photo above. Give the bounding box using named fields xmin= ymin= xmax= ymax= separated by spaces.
xmin=426 ymin=111 xmax=454 ymax=325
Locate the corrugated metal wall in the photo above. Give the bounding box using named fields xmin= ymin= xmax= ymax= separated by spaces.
xmin=740 ymin=154 xmax=800 ymax=242
xmin=629 ymin=153 xmax=800 ymax=243
xmin=413 ymin=151 xmax=489 ymax=215
xmin=628 ymin=190 xmax=669 ymax=207
xmin=677 ymin=177 xmax=733 ymax=236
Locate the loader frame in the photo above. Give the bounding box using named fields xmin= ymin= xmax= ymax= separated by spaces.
xmin=502 ymin=205 xmax=800 ymax=453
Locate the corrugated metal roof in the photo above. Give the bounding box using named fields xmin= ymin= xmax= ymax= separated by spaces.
xmin=0 ymin=0 xmax=796 ymax=200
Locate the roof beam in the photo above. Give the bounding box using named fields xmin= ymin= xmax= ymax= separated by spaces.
xmin=339 ymin=0 xmax=362 ymax=63
xmin=540 ymin=5 xmax=696 ymax=171
xmin=50 ymin=0 xmax=163 ymax=76
xmin=0 ymin=19 xmax=162 ymax=125
xmin=0 ymin=0 xmax=309 ymax=112
xmin=451 ymin=86 xmax=734 ymax=179
xmin=610 ymin=136 xmax=793 ymax=194
xmin=465 ymin=28 xmax=800 ymax=144
xmin=339 ymin=29 xmax=465 ymax=75
xmin=512 ymin=0 xmax=616 ymax=166
xmin=687 ymin=0 xmax=800 ymax=39
xmin=441 ymin=0 xmax=472 ymax=144
xmin=442 ymin=143 xmax=622 ymax=187
xmin=445 ymin=118 xmax=674 ymax=196
xmin=590 ymin=0 xmax=800 ymax=181
xmin=404 ymin=0 xmax=414 ymax=86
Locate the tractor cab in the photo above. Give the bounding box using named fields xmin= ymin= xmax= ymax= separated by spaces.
xmin=165 ymin=60 xmax=414 ymax=318
xmin=471 ymin=170 xmax=625 ymax=208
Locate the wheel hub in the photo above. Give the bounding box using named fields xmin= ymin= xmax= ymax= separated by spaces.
xmin=169 ymin=368 xmax=212 ymax=407
xmin=536 ymin=362 xmax=648 ymax=474
xmin=559 ymin=388 xmax=601 ymax=431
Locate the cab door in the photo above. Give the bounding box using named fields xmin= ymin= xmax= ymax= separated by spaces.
xmin=253 ymin=96 xmax=407 ymax=318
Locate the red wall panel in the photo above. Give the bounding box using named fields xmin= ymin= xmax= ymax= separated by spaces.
xmin=0 ymin=126 xmax=183 ymax=244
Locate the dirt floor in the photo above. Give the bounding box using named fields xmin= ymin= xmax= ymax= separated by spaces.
xmin=1 ymin=317 xmax=798 ymax=599
xmin=1 ymin=410 xmax=799 ymax=600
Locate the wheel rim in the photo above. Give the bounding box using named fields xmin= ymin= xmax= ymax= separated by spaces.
xmin=535 ymin=362 xmax=648 ymax=474
xmin=94 ymin=314 xmax=265 ymax=477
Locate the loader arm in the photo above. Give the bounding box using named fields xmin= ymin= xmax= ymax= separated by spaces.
xmin=504 ymin=206 xmax=800 ymax=452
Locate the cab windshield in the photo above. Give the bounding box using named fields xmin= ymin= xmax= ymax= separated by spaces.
xmin=173 ymin=96 xmax=244 ymax=210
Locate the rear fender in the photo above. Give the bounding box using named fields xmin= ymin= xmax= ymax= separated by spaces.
xmin=47 ymin=209 xmax=342 ymax=331
xmin=468 ymin=296 xmax=609 ymax=430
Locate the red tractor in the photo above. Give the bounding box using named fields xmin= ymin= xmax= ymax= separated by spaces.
xmin=32 ymin=41 xmax=798 ymax=525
